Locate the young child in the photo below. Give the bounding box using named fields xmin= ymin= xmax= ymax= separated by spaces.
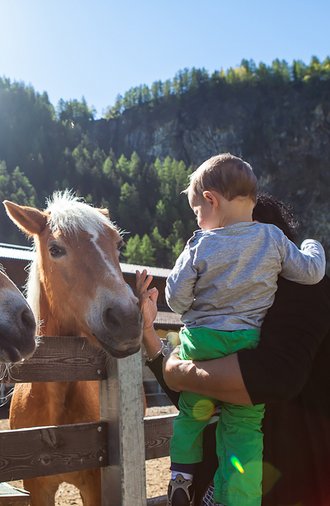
xmin=165 ymin=153 xmax=326 ymax=506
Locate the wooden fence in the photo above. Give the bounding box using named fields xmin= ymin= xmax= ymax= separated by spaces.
xmin=0 ymin=335 xmax=175 ymax=506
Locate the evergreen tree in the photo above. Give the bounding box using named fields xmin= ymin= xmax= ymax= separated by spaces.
xmin=57 ymin=97 xmax=95 ymax=127
xmin=0 ymin=161 xmax=37 ymax=244
xmin=124 ymin=235 xmax=142 ymax=264
xmin=0 ymin=162 xmax=36 ymax=205
xmin=139 ymin=235 xmax=156 ymax=266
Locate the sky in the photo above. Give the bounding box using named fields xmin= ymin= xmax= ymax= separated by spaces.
xmin=0 ymin=0 xmax=329 ymax=117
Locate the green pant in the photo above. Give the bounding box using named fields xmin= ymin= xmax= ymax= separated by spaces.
xmin=170 ymin=327 xmax=264 ymax=506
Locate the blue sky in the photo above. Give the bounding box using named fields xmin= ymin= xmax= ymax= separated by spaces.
xmin=0 ymin=0 xmax=329 ymax=117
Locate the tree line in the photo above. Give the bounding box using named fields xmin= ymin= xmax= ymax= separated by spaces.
xmin=105 ymin=56 xmax=330 ymax=117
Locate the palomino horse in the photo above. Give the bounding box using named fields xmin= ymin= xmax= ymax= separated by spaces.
xmin=4 ymin=191 xmax=143 ymax=506
xmin=0 ymin=267 xmax=36 ymax=364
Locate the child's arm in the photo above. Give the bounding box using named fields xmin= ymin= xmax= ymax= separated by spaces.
xmin=165 ymin=245 xmax=197 ymax=315
xmin=280 ymin=236 xmax=326 ymax=284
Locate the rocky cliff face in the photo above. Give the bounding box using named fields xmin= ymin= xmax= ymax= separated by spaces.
xmin=91 ymin=81 xmax=330 ymax=261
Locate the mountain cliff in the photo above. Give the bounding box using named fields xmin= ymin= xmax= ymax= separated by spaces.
xmin=90 ymin=77 xmax=330 ymax=255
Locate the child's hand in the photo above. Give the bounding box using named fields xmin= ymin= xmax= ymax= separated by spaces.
xmin=166 ymin=331 xmax=181 ymax=349
xmin=136 ymin=269 xmax=159 ymax=329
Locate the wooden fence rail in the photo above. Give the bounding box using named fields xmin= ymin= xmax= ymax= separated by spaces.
xmin=0 ymin=336 xmax=175 ymax=506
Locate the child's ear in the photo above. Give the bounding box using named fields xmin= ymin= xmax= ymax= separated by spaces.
xmin=203 ymin=190 xmax=219 ymax=207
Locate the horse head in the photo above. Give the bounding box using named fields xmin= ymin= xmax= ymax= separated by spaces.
xmin=4 ymin=192 xmax=142 ymax=358
xmin=0 ymin=267 xmax=36 ymax=363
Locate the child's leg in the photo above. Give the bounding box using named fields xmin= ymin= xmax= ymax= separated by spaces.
xmin=214 ymin=402 xmax=265 ymax=506
xmin=169 ymin=390 xmax=218 ymax=505
xmin=171 ymin=390 xmax=218 ymax=464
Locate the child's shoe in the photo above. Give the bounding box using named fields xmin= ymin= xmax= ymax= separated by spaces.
xmin=202 ymin=484 xmax=214 ymax=505
xmin=167 ymin=474 xmax=195 ymax=505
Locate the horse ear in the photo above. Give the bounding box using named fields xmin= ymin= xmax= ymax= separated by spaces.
xmin=3 ymin=200 xmax=48 ymax=236
xmin=97 ymin=208 xmax=110 ymax=219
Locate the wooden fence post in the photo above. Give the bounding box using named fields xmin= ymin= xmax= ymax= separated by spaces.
xmin=100 ymin=350 xmax=146 ymax=506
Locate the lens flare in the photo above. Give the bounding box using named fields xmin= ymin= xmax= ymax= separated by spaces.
xmin=192 ymin=399 xmax=215 ymax=420
xmin=230 ymin=455 xmax=245 ymax=474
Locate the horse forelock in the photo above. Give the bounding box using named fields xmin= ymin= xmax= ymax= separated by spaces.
xmin=45 ymin=190 xmax=118 ymax=237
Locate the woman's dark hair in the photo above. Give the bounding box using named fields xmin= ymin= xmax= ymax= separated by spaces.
xmin=253 ymin=193 xmax=299 ymax=242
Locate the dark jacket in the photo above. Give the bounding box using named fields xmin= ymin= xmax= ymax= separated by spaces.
xmin=148 ymin=276 xmax=330 ymax=505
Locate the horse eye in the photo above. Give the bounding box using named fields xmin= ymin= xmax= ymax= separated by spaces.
xmin=117 ymin=240 xmax=125 ymax=252
xmin=49 ymin=244 xmax=66 ymax=258
xmin=117 ymin=240 xmax=125 ymax=258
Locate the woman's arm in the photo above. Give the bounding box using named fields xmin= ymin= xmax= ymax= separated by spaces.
xmin=237 ymin=276 xmax=330 ymax=403
xmin=164 ymin=277 xmax=330 ymax=405
xmin=163 ymin=347 xmax=252 ymax=405
xmin=136 ymin=269 xmax=180 ymax=407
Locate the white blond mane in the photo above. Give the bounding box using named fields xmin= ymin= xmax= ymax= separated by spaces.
xmin=46 ymin=190 xmax=115 ymax=235
xmin=25 ymin=191 xmax=118 ymax=331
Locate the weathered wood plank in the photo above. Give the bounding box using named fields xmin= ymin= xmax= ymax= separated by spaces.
xmin=154 ymin=311 xmax=181 ymax=329
xmin=0 ymin=413 xmax=174 ymax=493
xmin=3 ymin=336 xmax=107 ymax=382
xmin=0 ymin=422 xmax=108 ymax=482
xmin=144 ymin=414 xmax=175 ymax=460
xmin=100 ymin=351 xmax=146 ymax=506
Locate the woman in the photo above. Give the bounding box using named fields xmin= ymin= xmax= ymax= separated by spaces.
xmin=137 ymin=194 xmax=330 ymax=506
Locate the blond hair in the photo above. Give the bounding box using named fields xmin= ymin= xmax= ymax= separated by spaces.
xmin=186 ymin=153 xmax=257 ymax=203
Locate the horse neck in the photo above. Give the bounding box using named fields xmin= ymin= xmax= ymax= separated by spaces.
xmin=30 ymin=290 xmax=87 ymax=420
xmin=29 ymin=274 xmax=77 ymax=337
xmin=28 ymin=381 xmax=96 ymax=426
xmin=27 ymin=253 xmax=70 ymax=336
xmin=25 ymin=255 xmax=98 ymax=423
xmin=38 ymin=284 xmax=66 ymax=336
xmin=29 ymin=274 xmax=80 ymax=405
xmin=32 ymin=290 xmax=73 ymax=407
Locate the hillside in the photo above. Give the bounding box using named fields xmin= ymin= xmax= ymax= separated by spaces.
xmin=91 ymin=74 xmax=330 ymax=259
xmin=0 ymin=59 xmax=329 ymax=267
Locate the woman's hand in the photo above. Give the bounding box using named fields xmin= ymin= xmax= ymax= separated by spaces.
xmin=136 ymin=269 xmax=163 ymax=359
xmin=136 ymin=269 xmax=159 ymax=329
xmin=163 ymin=346 xmax=192 ymax=392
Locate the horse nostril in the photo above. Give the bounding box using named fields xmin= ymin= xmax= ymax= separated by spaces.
xmin=104 ymin=308 xmax=121 ymax=330
xmin=21 ymin=308 xmax=36 ymax=332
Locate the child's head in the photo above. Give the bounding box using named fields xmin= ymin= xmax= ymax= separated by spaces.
xmin=187 ymin=153 xmax=257 ymax=203
xmin=185 ymin=153 xmax=257 ymax=229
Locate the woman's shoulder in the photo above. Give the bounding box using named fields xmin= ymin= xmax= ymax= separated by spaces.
xmin=261 ymin=275 xmax=330 ymax=367
xmin=274 ymin=275 xmax=330 ymax=319
xmin=278 ymin=274 xmax=330 ymax=296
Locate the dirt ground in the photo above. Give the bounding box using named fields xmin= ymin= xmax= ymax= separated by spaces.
xmin=0 ymin=404 xmax=177 ymax=505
